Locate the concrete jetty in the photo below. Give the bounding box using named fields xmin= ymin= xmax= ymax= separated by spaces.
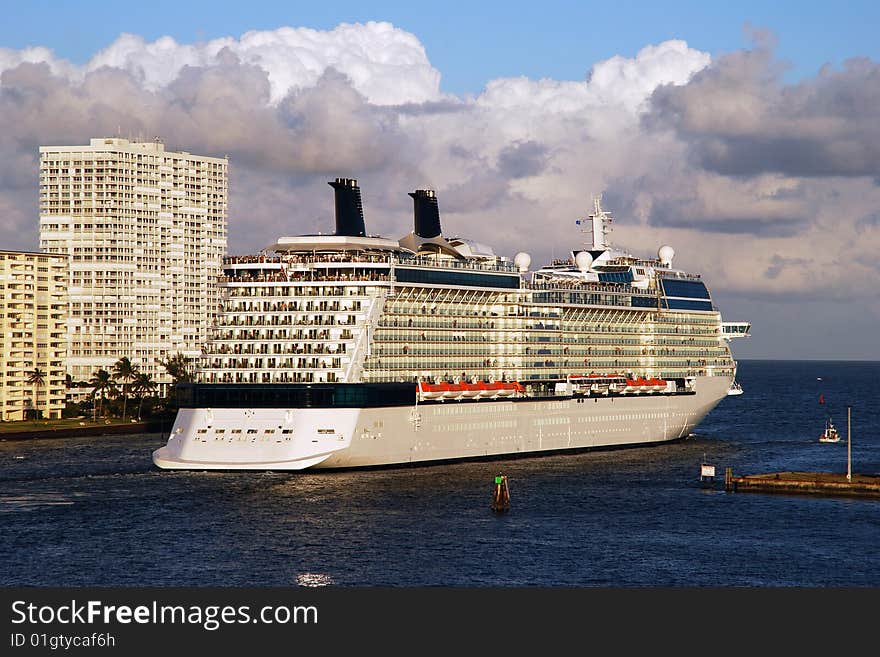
xmin=725 ymin=468 xmax=880 ymax=498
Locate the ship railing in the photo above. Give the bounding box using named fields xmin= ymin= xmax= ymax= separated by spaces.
xmin=223 ymin=255 xmax=284 ymax=265
xmin=527 ymin=281 xmax=637 ymax=293
xmin=226 ymin=252 xmax=519 ymax=273
xmin=276 ymin=253 xmax=394 ymax=265
xmin=219 ymin=272 xmax=391 ymax=284
xmin=658 ymin=271 xmax=702 ymax=281
xmin=395 ymin=255 xmax=518 ymax=273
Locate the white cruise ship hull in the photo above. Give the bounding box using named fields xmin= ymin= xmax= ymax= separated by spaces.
xmin=151 ymin=375 xmax=730 ymax=470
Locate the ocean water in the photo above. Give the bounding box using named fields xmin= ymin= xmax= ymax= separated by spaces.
xmin=1 ymin=360 xmax=878 ymax=587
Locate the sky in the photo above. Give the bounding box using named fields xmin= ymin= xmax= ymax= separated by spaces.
xmin=1 ymin=1 xmax=879 ymax=361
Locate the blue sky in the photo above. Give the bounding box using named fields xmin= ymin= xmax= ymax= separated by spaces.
xmin=4 ymin=0 xmax=879 ymax=95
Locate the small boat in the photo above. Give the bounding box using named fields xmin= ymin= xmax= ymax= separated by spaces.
xmin=728 ymin=361 xmax=744 ymax=395
xmin=819 ymin=417 xmax=840 ymax=443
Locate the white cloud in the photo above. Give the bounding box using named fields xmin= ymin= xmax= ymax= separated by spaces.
xmin=587 ymin=40 xmax=711 ymax=112
xmin=0 ymin=45 xmax=77 ymax=80
xmin=477 ymin=40 xmax=710 ymax=118
xmin=0 ymin=22 xmax=442 ymax=106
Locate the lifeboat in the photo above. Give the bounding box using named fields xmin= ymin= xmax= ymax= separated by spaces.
xmin=458 ymin=382 xmax=481 ymax=398
xmin=564 ymin=376 xmax=590 ymax=394
xmin=478 ymin=381 xmax=519 ymax=398
xmin=441 ymin=383 xmax=464 ymax=400
xmin=648 ymin=377 xmax=667 ymax=392
xmin=585 ymin=373 xmax=621 ymax=395
xmin=491 ymin=381 xmax=524 ymax=397
xmin=418 ymin=381 xmax=447 ymax=400
xmin=419 ymin=381 xmax=443 ymax=399
xmin=624 ymin=378 xmax=648 ymax=393
xmin=423 ymin=380 xmax=524 ymax=400
xmin=476 ymin=381 xmax=494 ymax=398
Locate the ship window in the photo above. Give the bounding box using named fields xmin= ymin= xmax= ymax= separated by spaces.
xmin=197 ymin=429 xmax=208 ymax=434
xmin=214 ymin=428 xmax=225 ymax=433
xmin=231 ymin=429 xmax=242 ymax=434
xmin=660 ymin=278 xmax=710 ymax=300
xmin=665 ymin=299 xmax=713 ymax=311
xmin=247 ymin=429 xmax=258 ymax=434
xmin=282 ymin=429 xmax=293 ymax=434
xmin=393 ymin=267 xmax=519 ymax=289
xmin=317 ymin=428 xmax=335 ymax=434
xmin=264 ymin=429 xmax=275 ymax=434
xmin=598 ymin=271 xmax=634 ymax=284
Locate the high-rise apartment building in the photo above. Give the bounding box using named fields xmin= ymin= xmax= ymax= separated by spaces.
xmin=0 ymin=251 xmax=68 ymax=420
xmin=39 ymin=138 xmax=228 ymax=391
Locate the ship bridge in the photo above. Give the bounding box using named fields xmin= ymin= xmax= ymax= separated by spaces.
xmin=721 ymin=322 xmax=751 ymax=339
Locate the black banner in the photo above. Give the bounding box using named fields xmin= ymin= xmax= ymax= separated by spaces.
xmin=0 ymin=587 xmax=873 ymax=653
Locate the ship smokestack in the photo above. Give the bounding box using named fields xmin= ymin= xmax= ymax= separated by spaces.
xmin=328 ymin=178 xmax=366 ymax=237
xmin=409 ymin=189 xmax=442 ymax=238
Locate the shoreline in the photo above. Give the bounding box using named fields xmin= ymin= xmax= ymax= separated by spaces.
xmin=0 ymin=420 xmax=169 ymax=441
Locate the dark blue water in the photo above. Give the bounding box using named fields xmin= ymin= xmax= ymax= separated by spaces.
xmin=1 ymin=360 xmax=878 ymax=586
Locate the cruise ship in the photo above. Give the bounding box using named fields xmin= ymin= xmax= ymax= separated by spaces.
xmin=152 ymin=178 xmax=749 ymax=470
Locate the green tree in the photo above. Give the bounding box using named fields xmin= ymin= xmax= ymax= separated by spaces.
xmin=131 ymin=372 xmax=157 ymax=421
xmin=26 ymin=367 xmax=46 ymax=421
xmin=113 ymin=357 xmax=137 ymax=422
xmin=89 ymin=368 xmax=116 ymax=420
xmin=160 ymin=353 xmax=195 ymax=393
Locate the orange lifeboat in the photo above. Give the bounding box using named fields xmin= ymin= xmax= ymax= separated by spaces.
xmin=418 ymin=381 xmax=446 ymax=400
xmin=494 ymin=382 xmax=522 ymax=397
xmin=459 ymin=382 xmax=481 ymax=398
xmin=422 ymin=380 xmax=525 ymax=401
xmin=624 ymin=378 xmax=646 ymax=393
xmin=476 ymin=381 xmax=492 ymax=398
xmin=442 ymin=383 xmax=465 ymax=400
xmin=648 ymin=377 xmax=668 ymax=392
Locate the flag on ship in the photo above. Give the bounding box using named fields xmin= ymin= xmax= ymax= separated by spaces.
xmin=819 ymin=394 xmax=825 ymax=404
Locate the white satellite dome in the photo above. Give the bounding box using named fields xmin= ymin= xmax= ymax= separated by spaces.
xmin=658 ymin=245 xmax=675 ymax=268
xmin=574 ymin=251 xmax=593 ymax=272
xmin=514 ymin=252 xmax=531 ymax=272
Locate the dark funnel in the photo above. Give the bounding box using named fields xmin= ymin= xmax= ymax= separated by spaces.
xmin=328 ymin=178 xmax=366 ymax=237
xmin=409 ymin=189 xmax=442 ymax=238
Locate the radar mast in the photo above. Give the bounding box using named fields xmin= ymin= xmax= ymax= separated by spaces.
xmin=586 ymin=194 xmax=613 ymax=250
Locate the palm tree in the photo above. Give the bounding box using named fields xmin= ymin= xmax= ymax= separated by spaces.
xmin=160 ymin=353 xmax=194 ymax=393
xmin=89 ymin=368 xmax=116 ymax=421
xmin=131 ymin=372 xmax=157 ymax=421
xmin=113 ymin=357 xmax=137 ymax=422
xmin=26 ymin=368 xmax=46 ymax=421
